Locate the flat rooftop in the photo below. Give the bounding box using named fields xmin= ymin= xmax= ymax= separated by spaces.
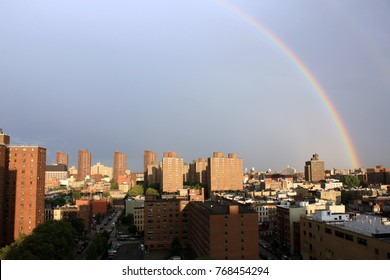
xmin=335 ymin=214 xmax=390 ymax=237
xmin=194 ymin=201 xmax=256 ymax=215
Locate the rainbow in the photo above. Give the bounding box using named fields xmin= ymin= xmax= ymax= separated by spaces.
xmin=217 ymin=0 xmax=360 ymax=168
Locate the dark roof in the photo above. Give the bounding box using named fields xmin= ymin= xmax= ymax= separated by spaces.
xmin=192 ymin=201 xmax=256 ymax=215
xmin=46 ymin=164 xmax=68 ymax=172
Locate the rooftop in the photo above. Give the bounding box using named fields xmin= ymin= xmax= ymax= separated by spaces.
xmin=336 ymin=214 xmax=390 ymax=237
xmin=193 ymin=201 xmax=256 ymax=215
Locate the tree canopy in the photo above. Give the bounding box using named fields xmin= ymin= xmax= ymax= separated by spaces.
xmin=342 ymin=175 xmax=360 ymax=188
xmin=127 ymin=185 xmax=144 ymax=197
xmin=0 ymin=220 xmax=77 ymax=260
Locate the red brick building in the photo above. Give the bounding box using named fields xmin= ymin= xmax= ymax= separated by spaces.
xmin=6 ymin=145 xmax=46 ymax=243
xmin=77 ymin=149 xmax=91 ymax=181
xmin=188 ymin=201 xmax=259 ymax=260
xmin=113 ymin=151 xmax=127 ymax=182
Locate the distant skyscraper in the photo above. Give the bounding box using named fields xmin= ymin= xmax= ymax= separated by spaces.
xmin=144 ymin=150 xmax=158 ymax=172
xmin=208 ymin=152 xmax=243 ymax=192
xmin=6 ymin=145 xmax=46 ymax=243
xmin=56 ymin=151 xmax=68 ymax=167
xmin=91 ymin=162 xmax=113 ymax=178
xmin=77 ymin=149 xmax=91 ymax=181
xmin=113 ymin=151 xmax=127 ymax=182
xmin=161 ymin=152 xmax=183 ymax=193
xmin=304 ymin=153 xmax=325 ymax=182
xmin=144 ymin=150 xmax=158 ymax=186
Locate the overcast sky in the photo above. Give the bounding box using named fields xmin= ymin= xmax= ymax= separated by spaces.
xmin=1 ymin=0 xmax=389 ymax=172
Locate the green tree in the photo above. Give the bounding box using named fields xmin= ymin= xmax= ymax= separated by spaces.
xmin=145 ymin=187 xmax=160 ymax=196
xmin=2 ymin=221 xmax=77 ymax=260
xmin=70 ymin=189 xmax=81 ymax=200
xmin=86 ymin=231 xmax=110 ymax=260
xmin=102 ymin=191 xmax=111 ymax=197
xmin=342 ymin=175 xmax=360 ymax=188
xmin=127 ymin=185 xmax=144 ymax=197
xmin=120 ymin=214 xmax=134 ymax=225
xmin=128 ymin=225 xmax=137 ymax=234
xmin=110 ymin=181 xmax=119 ymax=190
xmin=64 ymin=218 xmax=85 ymax=238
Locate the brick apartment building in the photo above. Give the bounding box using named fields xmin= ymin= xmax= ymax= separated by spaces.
xmin=207 ymin=152 xmax=243 ymax=193
xmin=188 ymin=201 xmax=259 ymax=260
xmin=144 ymin=150 xmax=158 ymax=186
xmin=0 ymin=141 xmax=46 ymax=245
xmin=77 ymin=149 xmax=91 ymax=181
xmin=113 ymin=151 xmax=127 ymax=183
xmin=304 ymin=153 xmax=325 ymax=183
xmin=144 ymin=198 xmax=190 ymax=251
xmin=143 ymin=195 xmax=259 ymax=260
xmin=161 ymin=152 xmax=183 ymax=194
xmin=56 ymin=151 xmax=68 ymax=167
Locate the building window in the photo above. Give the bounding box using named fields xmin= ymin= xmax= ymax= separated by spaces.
xmin=335 ymin=231 xmax=344 ymax=238
xmin=325 ymin=228 xmax=332 ymax=234
xmin=357 ymin=238 xmax=367 ymax=246
xmin=345 ymin=234 xmax=353 ymax=242
xmin=375 ymin=248 xmax=379 ymax=255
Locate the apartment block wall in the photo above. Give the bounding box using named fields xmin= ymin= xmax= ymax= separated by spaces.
xmin=189 ymin=202 xmax=259 ymax=260
xmin=56 ymin=152 xmax=68 ymax=167
xmin=208 ymin=152 xmax=243 ymax=192
xmin=78 ymin=149 xmax=91 ymax=181
xmin=8 ymin=146 xmax=46 ymax=242
xmin=0 ymin=145 xmax=8 ymax=245
xmin=144 ymin=199 xmax=189 ymax=251
xmin=161 ymin=152 xmax=183 ymax=193
xmin=305 ymin=154 xmax=325 ymax=182
xmin=113 ymin=151 xmax=127 ymax=182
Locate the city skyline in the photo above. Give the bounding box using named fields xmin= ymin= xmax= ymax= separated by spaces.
xmin=1 ymin=0 xmax=389 ymax=171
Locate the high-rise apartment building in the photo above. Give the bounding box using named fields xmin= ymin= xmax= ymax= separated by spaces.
xmin=6 ymin=146 xmax=46 ymax=243
xmin=0 ymin=144 xmax=8 ymax=246
xmin=113 ymin=151 xmax=127 ymax=182
xmin=144 ymin=150 xmax=158 ymax=172
xmin=77 ymin=149 xmax=91 ymax=181
xmin=208 ymin=152 xmax=243 ymax=192
xmin=91 ymin=162 xmax=113 ymax=178
xmin=144 ymin=150 xmax=158 ymax=186
xmin=304 ymin=153 xmax=325 ymax=182
xmin=146 ymin=164 xmax=160 ymax=186
xmin=161 ymin=152 xmax=183 ymax=193
xmin=195 ymin=157 xmax=208 ymax=185
xmin=56 ymin=151 xmax=68 ymax=167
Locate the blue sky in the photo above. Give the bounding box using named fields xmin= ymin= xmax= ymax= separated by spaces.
xmin=1 ymin=0 xmax=389 ymax=172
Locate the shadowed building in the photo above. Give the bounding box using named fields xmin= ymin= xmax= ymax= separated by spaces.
xmin=144 ymin=150 xmax=158 ymax=186
xmin=301 ymin=211 xmax=390 ymax=260
xmin=305 ymin=153 xmax=325 ymax=183
xmin=56 ymin=151 xmax=68 ymax=167
xmin=0 ymin=144 xmax=8 ymax=246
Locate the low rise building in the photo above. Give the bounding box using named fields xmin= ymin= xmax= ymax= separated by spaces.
xmin=301 ymin=211 xmax=390 ymax=260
